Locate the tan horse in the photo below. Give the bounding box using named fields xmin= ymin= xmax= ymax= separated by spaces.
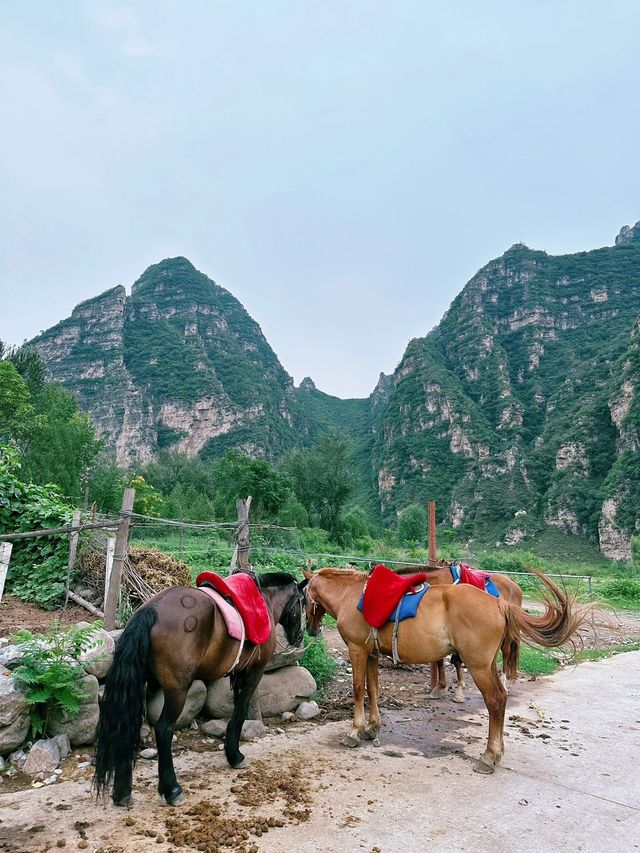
xmin=303 ymin=566 xmax=587 ymax=774
xmin=411 ymin=565 xmax=523 ymax=702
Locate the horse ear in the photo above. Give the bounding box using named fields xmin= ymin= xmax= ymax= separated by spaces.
xmin=298 ymin=578 xmax=309 ymax=590
xmin=302 ymin=566 xmax=313 ymax=580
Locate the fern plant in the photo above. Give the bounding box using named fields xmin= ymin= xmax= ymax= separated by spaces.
xmin=11 ymin=621 xmax=101 ymax=738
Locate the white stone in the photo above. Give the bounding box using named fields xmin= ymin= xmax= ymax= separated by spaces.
xmin=146 ymin=680 xmax=206 ymax=729
xmin=295 ymin=701 xmax=320 ymax=720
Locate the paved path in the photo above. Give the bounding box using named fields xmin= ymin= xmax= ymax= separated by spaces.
xmin=1 ymin=652 xmax=638 ymax=852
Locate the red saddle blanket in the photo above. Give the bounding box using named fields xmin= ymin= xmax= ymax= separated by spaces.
xmin=195 ymin=571 xmax=271 ymax=645
xmin=360 ymin=564 xmax=428 ymax=629
xmin=459 ymin=564 xmax=490 ymax=590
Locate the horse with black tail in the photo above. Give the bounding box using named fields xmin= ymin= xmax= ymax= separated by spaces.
xmin=94 ymin=572 xmax=306 ymax=807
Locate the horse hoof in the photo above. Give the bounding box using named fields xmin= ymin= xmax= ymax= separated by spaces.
xmin=114 ymin=794 xmax=133 ymax=808
xmin=232 ymin=758 xmax=250 ymax=769
xmin=428 ymin=689 xmax=444 ymax=700
xmin=340 ymin=734 xmax=361 ymax=748
xmin=160 ymin=785 xmax=185 ymax=806
xmin=362 ymin=727 xmax=380 ymax=741
xmin=473 ymin=760 xmax=496 ymax=775
xmin=452 ymin=692 xmax=465 ymax=704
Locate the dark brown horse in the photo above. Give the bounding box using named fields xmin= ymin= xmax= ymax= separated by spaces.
xmin=304 ymin=566 xmax=588 ymax=773
xmin=94 ymin=572 xmax=306 ymax=807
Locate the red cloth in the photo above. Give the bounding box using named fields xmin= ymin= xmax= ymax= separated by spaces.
xmin=361 ymin=564 xmax=428 ymax=629
xmin=459 ymin=564 xmax=490 ymax=590
xmin=196 ymin=571 xmax=271 ymax=645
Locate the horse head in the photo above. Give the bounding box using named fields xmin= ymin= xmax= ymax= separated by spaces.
xmin=302 ymin=567 xmax=326 ymax=637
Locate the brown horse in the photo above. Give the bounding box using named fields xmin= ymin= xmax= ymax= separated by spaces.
xmin=412 ymin=564 xmax=523 ymax=702
xmin=304 ymin=566 xmax=587 ymax=773
xmin=94 ymin=572 xmax=306 ymax=806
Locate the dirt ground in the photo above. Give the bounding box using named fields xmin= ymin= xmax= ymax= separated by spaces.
xmin=1 ymin=603 xmax=639 ymax=853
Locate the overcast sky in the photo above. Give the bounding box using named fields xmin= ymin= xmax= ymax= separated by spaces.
xmin=1 ymin=2 xmax=639 ymax=398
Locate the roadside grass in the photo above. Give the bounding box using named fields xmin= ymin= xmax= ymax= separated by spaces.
xmin=300 ymin=636 xmax=338 ymax=692
xmin=515 ymin=639 xmax=640 ymax=677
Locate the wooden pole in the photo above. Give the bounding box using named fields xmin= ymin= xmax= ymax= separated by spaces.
xmin=69 ymin=590 xmax=104 ymax=618
xmin=103 ymin=537 xmax=116 ymax=611
xmin=0 ymin=543 xmax=12 ymax=605
xmin=104 ymin=488 xmax=135 ymax=630
xmin=0 ymin=519 xmax=118 ymax=541
xmin=428 ymin=501 xmax=437 ymax=564
xmin=232 ymin=496 xmax=252 ymax=572
xmin=63 ymin=511 xmax=81 ymax=610
xmin=428 ymin=500 xmax=438 ymax=688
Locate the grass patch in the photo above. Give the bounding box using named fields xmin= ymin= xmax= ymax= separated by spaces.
xmin=300 ymin=636 xmax=338 ymax=690
xmin=517 ymin=646 xmax=562 ymax=676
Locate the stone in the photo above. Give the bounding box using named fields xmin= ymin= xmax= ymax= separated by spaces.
xmin=52 ymin=733 xmax=71 ymax=762
xmin=200 ymin=719 xmax=227 ymax=738
xmin=140 ymin=722 xmax=151 ymax=739
xmin=295 ymin=700 xmax=320 ymax=720
xmin=146 ymin=680 xmax=206 ymax=729
xmin=23 ymin=739 xmax=60 ymax=777
xmin=48 ymin=675 xmax=99 ymax=747
xmin=205 ymin=667 xmax=317 ymax=719
xmin=8 ymin=749 xmax=26 ymax=767
xmin=204 ymin=678 xmax=235 ymax=719
xmin=241 ymin=720 xmax=267 ymax=741
xmin=0 ymin=714 xmax=30 ymax=756
xmin=139 ymin=748 xmax=158 ymax=760
xmin=0 ymin=673 xmax=29 ymax=726
xmin=257 ymin=667 xmax=317 ymax=717
xmin=282 ymin=712 xmax=297 ymax=723
xmin=77 ymin=627 xmax=115 ymax=680
xmin=264 ymin=625 xmax=306 ymax=672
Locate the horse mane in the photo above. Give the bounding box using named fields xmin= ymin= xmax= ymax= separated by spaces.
xmin=315 ymin=567 xmax=367 ymax=581
xmin=258 ymin=571 xmax=298 ymax=588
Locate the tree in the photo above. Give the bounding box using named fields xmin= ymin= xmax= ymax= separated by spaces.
xmin=0 ymin=361 xmax=33 ymax=444
xmin=397 ymin=504 xmax=426 ymax=546
xmin=211 ymin=450 xmax=292 ymax=520
xmin=283 ymin=430 xmax=353 ymax=539
xmin=21 ymin=384 xmax=102 ymax=500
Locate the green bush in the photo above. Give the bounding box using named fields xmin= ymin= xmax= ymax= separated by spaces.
xmin=300 ymin=637 xmax=338 ymax=690
xmin=12 ymin=621 xmax=99 ymax=738
xmin=0 ymin=445 xmax=74 ymax=608
xmin=601 ymin=578 xmax=640 ymax=603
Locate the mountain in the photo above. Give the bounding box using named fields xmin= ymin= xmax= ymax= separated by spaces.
xmin=30 ymin=224 xmax=640 ymax=558
xmin=31 ymin=258 xmax=315 ymax=465
xmin=371 ymin=223 xmax=640 ymax=558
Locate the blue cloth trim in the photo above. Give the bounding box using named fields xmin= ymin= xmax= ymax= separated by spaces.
xmin=449 ymin=564 xmax=461 ymax=583
xmin=357 ymin=583 xmax=430 ymax=623
xmin=484 ymin=578 xmax=500 ymax=598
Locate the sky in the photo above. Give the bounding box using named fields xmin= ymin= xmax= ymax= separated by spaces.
xmin=1 ymin=2 xmax=639 ymax=398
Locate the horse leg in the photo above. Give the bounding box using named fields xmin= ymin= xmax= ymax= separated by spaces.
xmin=341 ymin=643 xmax=369 ymax=748
xmin=363 ymin=654 xmax=380 ymax=739
xmin=428 ymin=659 xmax=447 ymax=700
xmin=468 ymin=659 xmax=507 ymax=774
xmin=451 ymin=652 xmax=466 ymax=704
xmin=155 ymin=687 xmax=188 ymax=806
xmin=225 ymin=667 xmax=264 ymax=769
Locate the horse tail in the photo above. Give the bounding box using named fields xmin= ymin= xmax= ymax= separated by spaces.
xmin=94 ymin=604 xmax=157 ymax=798
xmin=500 ymin=567 xmax=590 ymax=660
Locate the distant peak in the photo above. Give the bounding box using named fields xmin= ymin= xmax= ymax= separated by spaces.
xmin=615 ymin=221 xmax=640 ymax=245
xmin=299 ymin=377 xmax=316 ymax=392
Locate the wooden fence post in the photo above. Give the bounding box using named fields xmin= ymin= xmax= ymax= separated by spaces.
xmin=231 ymin=496 xmax=252 ymax=573
xmin=104 ymin=488 xmax=135 ymax=630
xmin=64 ymin=511 xmax=82 ymax=610
xmin=0 ymin=543 xmax=12 ymax=606
xmin=103 ymin=537 xmax=116 ymax=612
xmin=428 ymin=500 xmax=438 ymax=688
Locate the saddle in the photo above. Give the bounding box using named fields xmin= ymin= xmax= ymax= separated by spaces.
xmin=450 ymin=563 xmax=500 ymax=598
xmin=195 ymin=571 xmax=272 ymax=645
xmin=357 ymin=564 xmax=429 ymax=629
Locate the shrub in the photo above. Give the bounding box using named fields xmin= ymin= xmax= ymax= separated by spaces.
xmin=300 ymin=637 xmax=337 ymax=690
xmin=600 ymin=578 xmax=640 ymax=603
xmin=11 ymin=621 xmax=100 ymax=738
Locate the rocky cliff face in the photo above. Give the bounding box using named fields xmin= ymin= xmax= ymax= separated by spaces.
xmin=32 ymin=258 xmax=307 ymax=465
xmin=371 ymin=230 xmax=640 ymax=557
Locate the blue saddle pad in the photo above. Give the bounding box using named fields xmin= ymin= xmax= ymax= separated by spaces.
xmin=357 ymin=583 xmax=430 ymax=623
xmin=484 ymin=578 xmax=500 ymax=598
